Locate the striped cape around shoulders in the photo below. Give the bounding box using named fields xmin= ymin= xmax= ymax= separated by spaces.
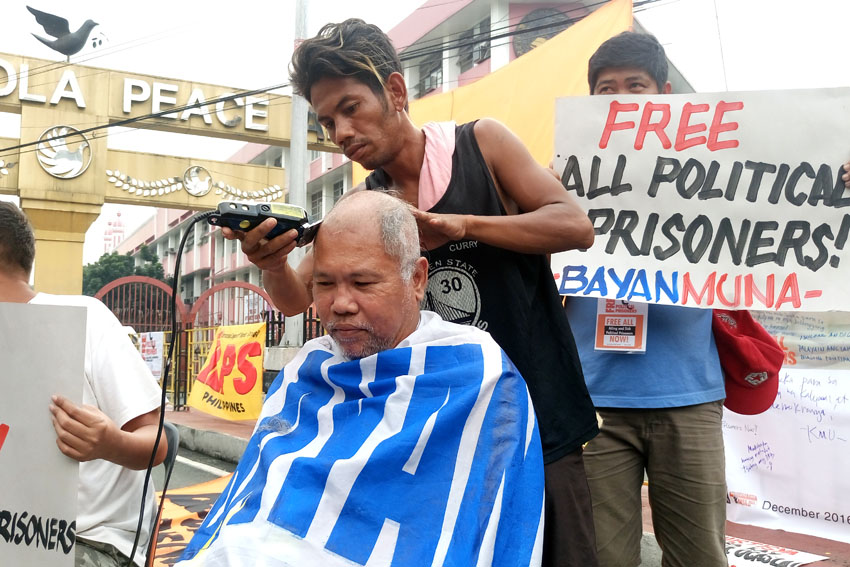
xmin=177 ymin=311 xmax=544 ymax=567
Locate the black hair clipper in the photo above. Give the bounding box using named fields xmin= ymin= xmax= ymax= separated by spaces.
xmin=207 ymin=202 xmax=321 ymax=246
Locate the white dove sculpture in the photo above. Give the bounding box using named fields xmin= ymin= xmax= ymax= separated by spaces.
xmin=37 ymin=127 xmax=90 ymax=178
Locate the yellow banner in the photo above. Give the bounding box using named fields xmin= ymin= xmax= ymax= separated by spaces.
xmin=188 ymin=323 xmax=265 ymax=421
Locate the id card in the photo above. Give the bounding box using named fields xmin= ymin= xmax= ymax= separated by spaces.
xmin=594 ymin=299 xmax=648 ymax=352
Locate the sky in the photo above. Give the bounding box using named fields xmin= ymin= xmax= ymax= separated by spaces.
xmin=1 ymin=0 xmax=849 ymax=264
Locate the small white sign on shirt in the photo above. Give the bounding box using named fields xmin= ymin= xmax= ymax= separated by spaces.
xmin=594 ymin=298 xmax=648 ymax=352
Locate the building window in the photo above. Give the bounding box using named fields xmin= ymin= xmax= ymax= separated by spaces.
xmin=311 ymin=190 xmax=323 ymax=219
xmin=474 ymin=17 xmax=491 ymax=63
xmin=458 ymin=18 xmax=490 ymax=73
xmin=418 ymin=52 xmax=443 ymax=97
xmin=458 ymin=29 xmax=475 ymax=73
xmin=333 ymin=180 xmax=344 ymax=203
xmin=310 ymin=150 xmax=320 ymax=161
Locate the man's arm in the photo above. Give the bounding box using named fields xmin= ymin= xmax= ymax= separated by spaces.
xmin=412 ymin=118 xmax=594 ymax=254
xmin=50 ymin=397 xmax=167 ymax=470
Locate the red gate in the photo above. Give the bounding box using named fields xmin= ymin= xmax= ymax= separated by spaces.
xmin=96 ymin=278 xmax=286 ymax=408
xmin=188 ymin=281 xmax=276 ymax=328
xmin=95 ymin=275 xmax=188 ymax=332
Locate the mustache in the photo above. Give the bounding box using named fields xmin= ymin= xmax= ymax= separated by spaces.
xmin=324 ymin=320 xmax=374 ymax=334
xmin=343 ymin=138 xmax=367 ymax=149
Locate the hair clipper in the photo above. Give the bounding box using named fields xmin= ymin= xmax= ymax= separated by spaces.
xmin=207 ymin=202 xmax=321 ymax=246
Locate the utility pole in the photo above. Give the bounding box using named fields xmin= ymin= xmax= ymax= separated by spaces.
xmin=283 ymin=0 xmax=309 ymax=348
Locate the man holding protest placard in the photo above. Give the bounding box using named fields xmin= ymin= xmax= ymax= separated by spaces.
xmin=0 ymin=201 xmax=167 ymax=567
xmin=564 ymin=31 xmax=850 ymax=567
xmin=563 ymin=32 xmax=731 ymax=567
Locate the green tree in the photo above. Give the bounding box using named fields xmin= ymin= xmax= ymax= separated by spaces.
xmin=83 ymin=244 xmax=166 ymax=296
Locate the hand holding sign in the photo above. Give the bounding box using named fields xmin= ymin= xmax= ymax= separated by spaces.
xmin=49 ymin=395 xmax=120 ymax=463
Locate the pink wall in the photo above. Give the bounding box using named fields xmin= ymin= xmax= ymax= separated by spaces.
xmin=184 ymin=249 xmax=195 ymax=273
xmin=196 ymin=241 xmax=212 ymax=270
xmin=309 ymin=158 xmax=322 ymax=179
xmin=388 ymin=0 xmax=476 ymax=51
xmin=228 ymin=142 xmax=268 ymax=164
xmin=116 ymin=216 xmax=156 ymax=253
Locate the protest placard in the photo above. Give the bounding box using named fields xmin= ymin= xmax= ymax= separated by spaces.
xmin=552 ymin=89 xmax=850 ymax=311
xmin=0 ymin=303 xmax=84 ymax=566
xmin=140 ymin=331 xmax=165 ymax=381
xmin=725 ymin=536 xmax=827 ymax=566
xmin=188 ymin=322 xmax=265 ymax=421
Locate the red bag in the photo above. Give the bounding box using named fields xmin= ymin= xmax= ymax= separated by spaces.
xmin=712 ymin=309 xmax=784 ymax=415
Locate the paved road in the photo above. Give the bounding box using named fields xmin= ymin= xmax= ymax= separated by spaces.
xmin=152 ymin=447 xmax=235 ymax=491
xmin=147 ymin=446 xmax=668 ymax=564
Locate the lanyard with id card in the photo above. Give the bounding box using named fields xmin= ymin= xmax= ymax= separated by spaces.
xmin=594 ymin=299 xmax=648 ymax=353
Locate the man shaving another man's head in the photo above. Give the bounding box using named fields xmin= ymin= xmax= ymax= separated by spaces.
xmin=224 ymin=19 xmax=601 ymax=566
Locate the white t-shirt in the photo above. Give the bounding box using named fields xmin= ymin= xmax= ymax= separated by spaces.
xmin=30 ymin=293 xmax=163 ymax=565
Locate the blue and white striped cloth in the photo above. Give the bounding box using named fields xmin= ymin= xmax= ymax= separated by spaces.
xmin=177 ymin=311 xmax=544 ymax=567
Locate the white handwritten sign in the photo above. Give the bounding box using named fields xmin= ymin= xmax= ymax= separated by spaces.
xmin=552 ymin=88 xmax=850 ymax=311
xmin=725 ymin=312 xmax=850 ymax=543
xmin=754 ymin=310 xmax=850 ymax=370
xmin=0 ymin=303 xmax=84 ymax=566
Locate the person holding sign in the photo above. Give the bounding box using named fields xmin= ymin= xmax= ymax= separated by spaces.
xmin=177 ymin=190 xmax=545 ymax=567
xmin=561 ymin=32 xmax=729 ymax=567
xmin=224 ymin=19 xmax=600 ymax=567
xmin=0 ymin=202 xmax=167 ymax=567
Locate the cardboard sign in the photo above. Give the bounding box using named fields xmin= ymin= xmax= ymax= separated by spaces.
xmin=0 ymin=303 xmax=84 ymax=567
xmin=552 ymin=88 xmax=850 ymax=312
xmin=725 ymin=536 xmax=827 ymax=566
xmin=188 ymin=323 xmax=265 ymax=421
xmin=724 ymin=311 xmax=850 ymax=544
xmin=140 ymin=331 xmax=165 ymax=381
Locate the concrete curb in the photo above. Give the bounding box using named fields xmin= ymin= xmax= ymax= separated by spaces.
xmin=174 ymin=423 xmax=248 ymax=464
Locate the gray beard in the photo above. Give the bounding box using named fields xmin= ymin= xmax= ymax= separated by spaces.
xmin=327 ymin=321 xmax=395 ymax=360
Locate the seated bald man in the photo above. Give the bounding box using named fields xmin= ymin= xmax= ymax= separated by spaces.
xmin=176 ymin=190 xmax=545 ymax=567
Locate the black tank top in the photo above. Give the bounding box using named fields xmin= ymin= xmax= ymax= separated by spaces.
xmin=366 ymin=121 xmax=597 ymax=462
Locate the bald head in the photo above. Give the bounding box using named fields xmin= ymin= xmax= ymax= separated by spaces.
xmin=320 ymin=190 xmax=421 ymax=280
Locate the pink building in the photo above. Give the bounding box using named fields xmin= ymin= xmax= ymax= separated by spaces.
xmin=103 ymin=212 xmax=125 ymax=254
